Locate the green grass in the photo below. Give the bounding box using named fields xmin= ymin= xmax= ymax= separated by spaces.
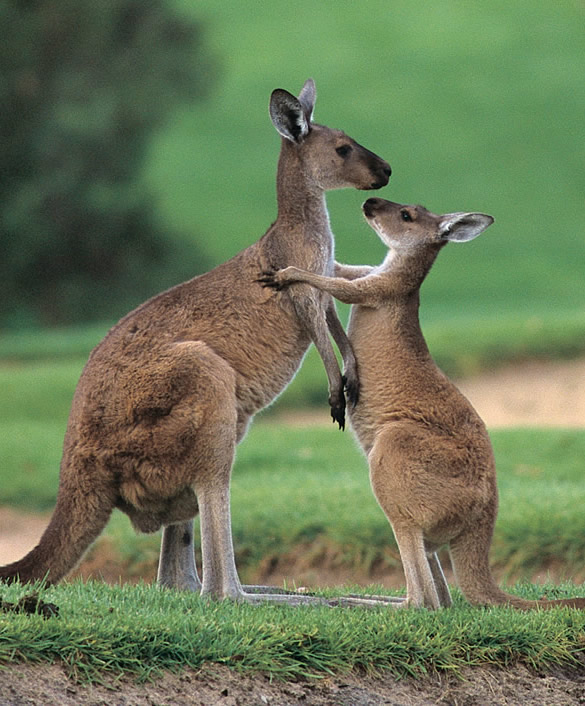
xmin=2 ymin=579 xmax=585 ymax=683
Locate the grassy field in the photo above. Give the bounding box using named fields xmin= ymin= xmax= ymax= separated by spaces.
xmin=4 ymin=411 xmax=585 ymax=685
xmin=1 ymin=329 xmax=585 ymax=688
xmin=2 ymin=579 xmax=585 ymax=683
xmin=1 ymin=0 xmax=584 ymax=690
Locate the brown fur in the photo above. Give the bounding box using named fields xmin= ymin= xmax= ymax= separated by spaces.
xmin=0 ymin=81 xmax=390 ymax=602
xmin=262 ymin=197 xmax=585 ymax=611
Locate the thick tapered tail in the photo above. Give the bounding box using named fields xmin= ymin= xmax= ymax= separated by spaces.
xmin=0 ymin=472 xmax=114 ymax=585
xmin=450 ymin=529 xmax=585 ymax=610
xmin=449 ymin=528 xmax=516 ymax=607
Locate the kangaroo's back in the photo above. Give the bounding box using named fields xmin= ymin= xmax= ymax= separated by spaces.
xmin=77 ymin=242 xmax=312 ymax=427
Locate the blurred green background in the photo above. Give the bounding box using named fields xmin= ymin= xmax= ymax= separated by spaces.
xmin=1 ymin=0 xmax=584 ymax=379
xmin=152 ymin=0 xmax=585 ymax=326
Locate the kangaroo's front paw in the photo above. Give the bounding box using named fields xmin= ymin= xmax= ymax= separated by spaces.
xmin=256 ymin=270 xmax=284 ymax=290
xmin=329 ymin=389 xmax=346 ymax=431
xmin=342 ymin=373 xmax=360 ymax=407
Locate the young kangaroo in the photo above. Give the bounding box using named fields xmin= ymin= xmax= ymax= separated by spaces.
xmin=261 ymin=197 xmax=585 ymax=610
xmin=0 ymin=81 xmax=391 ymax=603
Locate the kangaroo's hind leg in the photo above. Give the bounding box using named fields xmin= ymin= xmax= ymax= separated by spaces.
xmin=427 ymin=549 xmax=452 ymax=607
xmin=158 ymin=521 xmax=201 ymax=592
xmin=367 ymin=424 xmax=450 ymax=610
xmin=389 ymin=525 xmax=442 ymax=609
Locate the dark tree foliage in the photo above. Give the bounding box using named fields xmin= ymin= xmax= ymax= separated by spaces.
xmin=0 ymin=0 xmax=214 ymax=327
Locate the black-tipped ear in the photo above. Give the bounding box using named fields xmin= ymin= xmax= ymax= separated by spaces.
xmin=297 ymin=78 xmax=316 ymax=123
xmin=438 ymin=213 xmax=494 ymax=242
xmin=269 ymin=89 xmax=310 ymax=143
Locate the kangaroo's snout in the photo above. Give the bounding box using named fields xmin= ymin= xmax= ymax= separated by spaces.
xmin=363 ymin=197 xmax=391 ymax=218
xmin=367 ymin=163 xmax=391 ymax=190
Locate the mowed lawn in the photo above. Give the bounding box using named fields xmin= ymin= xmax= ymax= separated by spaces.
xmin=1 ymin=0 xmax=584 ymax=686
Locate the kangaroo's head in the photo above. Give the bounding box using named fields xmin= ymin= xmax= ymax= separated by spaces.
xmin=269 ymin=79 xmax=391 ymax=191
xmin=362 ymin=198 xmax=494 ymax=253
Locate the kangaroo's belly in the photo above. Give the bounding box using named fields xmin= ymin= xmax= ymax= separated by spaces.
xmin=346 ymin=305 xmax=489 ymax=457
xmin=71 ymin=267 xmax=315 ymax=446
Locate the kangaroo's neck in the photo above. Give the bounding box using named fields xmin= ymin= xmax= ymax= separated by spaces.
xmin=385 ymin=245 xmax=442 ymax=296
xmin=385 ymin=292 xmax=430 ymax=359
xmin=274 ymin=140 xmax=330 ymax=235
xmin=373 ymin=246 xmax=444 ymax=360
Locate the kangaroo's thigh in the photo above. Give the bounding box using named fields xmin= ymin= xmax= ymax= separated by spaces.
xmin=115 ymin=341 xmax=238 ymax=518
xmin=368 ymin=422 xmax=468 ymax=536
xmin=367 ymin=423 xmax=427 ymax=524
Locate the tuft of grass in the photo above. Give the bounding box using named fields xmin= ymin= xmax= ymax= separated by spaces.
xmin=1 ymin=580 xmax=585 ymax=683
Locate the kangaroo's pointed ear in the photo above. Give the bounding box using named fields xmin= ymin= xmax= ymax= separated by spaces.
xmin=269 ymin=88 xmax=310 ymax=143
xmin=297 ymin=78 xmax=316 ymax=123
xmin=438 ymin=212 xmax=494 ymax=243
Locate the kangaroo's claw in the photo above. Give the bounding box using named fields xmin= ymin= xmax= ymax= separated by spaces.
xmin=254 ymin=270 xmax=281 ymax=289
xmin=329 ymin=393 xmax=346 ymax=431
xmin=343 ymin=374 xmax=360 ymax=407
xmin=256 ymin=270 xmax=282 ymax=289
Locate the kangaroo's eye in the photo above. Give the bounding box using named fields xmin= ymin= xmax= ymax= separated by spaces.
xmin=401 ymin=209 xmax=412 ymax=222
xmin=335 ymin=145 xmax=352 ymax=158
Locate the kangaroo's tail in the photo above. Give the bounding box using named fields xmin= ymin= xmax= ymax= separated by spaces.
xmin=449 ymin=526 xmax=585 ymax=611
xmin=0 ymin=460 xmax=114 ymax=585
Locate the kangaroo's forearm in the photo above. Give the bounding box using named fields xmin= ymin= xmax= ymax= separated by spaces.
xmin=334 ymin=262 xmax=374 ymax=280
xmin=282 ymin=268 xmax=380 ymax=305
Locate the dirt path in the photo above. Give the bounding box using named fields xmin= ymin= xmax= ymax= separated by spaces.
xmin=2 ymin=660 xmax=585 ymax=706
xmin=455 ymin=357 xmax=585 ymax=428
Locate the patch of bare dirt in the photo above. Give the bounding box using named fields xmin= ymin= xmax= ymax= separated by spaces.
xmin=2 ymin=660 xmax=585 ymax=706
xmin=273 ymin=357 xmax=585 ymax=430
xmin=455 ymin=357 xmax=585 ymax=428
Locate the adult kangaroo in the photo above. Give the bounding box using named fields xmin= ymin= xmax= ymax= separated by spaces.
xmin=261 ymin=197 xmax=585 ymax=610
xmin=0 ymin=81 xmax=390 ymax=602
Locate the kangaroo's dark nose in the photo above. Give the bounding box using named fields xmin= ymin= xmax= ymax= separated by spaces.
xmin=369 ymin=162 xmax=391 ymax=190
xmin=363 ymin=198 xmax=383 ymax=217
